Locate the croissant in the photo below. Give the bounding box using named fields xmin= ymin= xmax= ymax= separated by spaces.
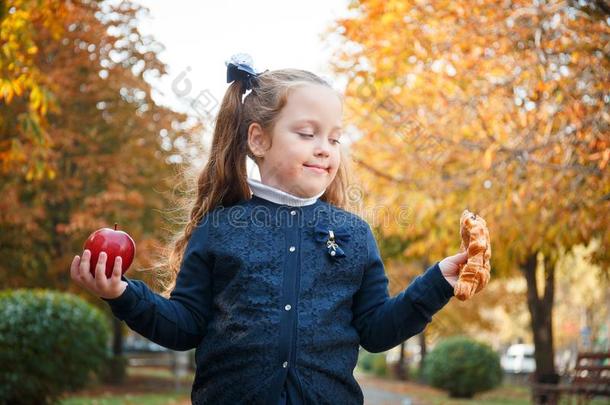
xmin=454 ymin=209 xmax=491 ymax=301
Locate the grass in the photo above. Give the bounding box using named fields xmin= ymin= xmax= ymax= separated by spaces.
xmin=59 ymin=364 xmax=608 ymax=404
xmin=356 ymin=370 xmax=531 ymax=405
xmin=60 ymin=392 xmax=189 ymax=405
xmin=58 ymin=366 xmax=193 ymax=405
xmin=355 ymin=368 xmax=609 ymax=405
xmin=409 ymin=384 xmax=530 ymax=405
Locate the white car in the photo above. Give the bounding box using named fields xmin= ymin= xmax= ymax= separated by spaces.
xmin=501 ymin=344 xmax=536 ymax=374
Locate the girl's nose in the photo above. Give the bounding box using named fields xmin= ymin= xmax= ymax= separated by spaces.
xmin=315 ymin=148 xmax=329 ymax=157
xmin=314 ymin=148 xmax=330 ymax=158
xmin=314 ymin=139 xmax=331 ymax=157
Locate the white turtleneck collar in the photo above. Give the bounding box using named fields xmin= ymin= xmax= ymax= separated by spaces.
xmin=246 ymin=177 xmax=324 ymax=207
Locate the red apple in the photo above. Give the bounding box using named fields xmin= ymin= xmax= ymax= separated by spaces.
xmin=83 ymin=223 xmax=136 ymax=278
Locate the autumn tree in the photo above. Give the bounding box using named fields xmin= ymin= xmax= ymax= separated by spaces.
xmin=373 ymin=214 xmax=525 ymax=380
xmin=331 ymin=0 xmax=609 ymax=391
xmin=0 ymin=0 xmax=71 ymax=180
xmin=0 ymin=0 xmax=203 ymax=357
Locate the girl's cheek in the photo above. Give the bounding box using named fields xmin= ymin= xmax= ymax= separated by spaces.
xmin=279 ymin=161 xmax=301 ymax=179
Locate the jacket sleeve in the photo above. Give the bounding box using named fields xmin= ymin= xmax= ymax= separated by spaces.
xmin=101 ymin=217 xmax=213 ymax=351
xmin=351 ymin=223 xmax=454 ymax=353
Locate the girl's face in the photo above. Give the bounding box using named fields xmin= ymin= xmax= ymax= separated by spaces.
xmin=248 ymin=84 xmax=343 ymax=198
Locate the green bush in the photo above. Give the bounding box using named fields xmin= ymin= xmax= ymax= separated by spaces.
xmin=0 ymin=289 xmax=111 ymax=404
xmin=372 ymin=353 xmax=387 ymax=377
xmin=357 ymin=349 xmax=388 ymax=377
xmin=358 ymin=349 xmax=375 ymax=372
xmin=422 ymin=335 xmax=502 ymax=398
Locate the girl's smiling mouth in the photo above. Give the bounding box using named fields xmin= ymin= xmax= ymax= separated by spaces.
xmin=303 ymin=164 xmax=329 ymax=174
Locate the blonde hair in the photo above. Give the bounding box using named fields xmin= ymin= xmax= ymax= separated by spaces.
xmin=156 ymin=69 xmax=352 ymax=298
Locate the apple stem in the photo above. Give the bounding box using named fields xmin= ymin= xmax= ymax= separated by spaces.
xmin=114 ymin=223 xmax=118 ymax=231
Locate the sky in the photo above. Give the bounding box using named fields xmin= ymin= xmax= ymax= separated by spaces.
xmin=134 ymin=1 xmax=351 ymax=119
xmin=132 ymin=1 xmax=354 ymax=174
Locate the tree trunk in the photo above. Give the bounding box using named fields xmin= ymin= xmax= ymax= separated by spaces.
xmin=419 ymin=330 xmax=427 ymax=359
xmin=112 ymin=317 xmax=123 ymax=355
xmin=418 ymin=331 xmax=427 ymax=383
xmin=521 ymin=252 xmax=559 ymax=404
xmin=392 ymin=341 xmax=408 ymax=380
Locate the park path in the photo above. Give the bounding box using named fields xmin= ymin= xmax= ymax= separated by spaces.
xmin=357 ymin=371 xmax=419 ymax=405
xmin=172 ymin=370 xmax=419 ymax=404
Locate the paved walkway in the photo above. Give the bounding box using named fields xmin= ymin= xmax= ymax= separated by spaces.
xmin=362 ymin=385 xmax=413 ymax=405
xmin=356 ymin=370 xmax=415 ymax=405
xmin=172 ymin=369 xmax=417 ymax=404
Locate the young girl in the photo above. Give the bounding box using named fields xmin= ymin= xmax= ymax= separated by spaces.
xmin=70 ymin=53 xmax=468 ymax=405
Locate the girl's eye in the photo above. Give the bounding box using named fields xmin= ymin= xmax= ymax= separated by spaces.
xmin=299 ymin=133 xmax=341 ymax=145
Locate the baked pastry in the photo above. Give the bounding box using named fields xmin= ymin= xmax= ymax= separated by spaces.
xmin=454 ymin=209 xmax=491 ymax=300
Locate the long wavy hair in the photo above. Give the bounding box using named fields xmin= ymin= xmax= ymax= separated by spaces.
xmin=155 ymin=69 xmax=353 ymax=298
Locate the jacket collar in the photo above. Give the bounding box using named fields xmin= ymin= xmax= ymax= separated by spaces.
xmin=246 ymin=177 xmax=325 ymax=207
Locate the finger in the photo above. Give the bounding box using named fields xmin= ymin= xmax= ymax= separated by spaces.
xmin=95 ymin=251 xmax=109 ymax=288
xmin=79 ymin=249 xmax=95 ymax=284
xmin=70 ymin=255 xmax=82 ymax=284
xmin=111 ymin=256 xmax=122 ymax=284
xmin=454 ymin=251 xmax=468 ymax=263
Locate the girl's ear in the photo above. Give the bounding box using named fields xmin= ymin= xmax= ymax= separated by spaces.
xmin=247 ymin=122 xmax=269 ymax=157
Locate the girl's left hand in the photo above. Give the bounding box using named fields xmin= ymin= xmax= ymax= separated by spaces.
xmin=438 ymin=251 xmax=468 ymax=288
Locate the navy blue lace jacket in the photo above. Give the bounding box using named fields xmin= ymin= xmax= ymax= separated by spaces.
xmin=102 ymin=183 xmax=455 ymax=405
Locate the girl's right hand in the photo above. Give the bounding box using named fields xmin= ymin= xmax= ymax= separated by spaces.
xmin=70 ymin=249 xmax=128 ymax=300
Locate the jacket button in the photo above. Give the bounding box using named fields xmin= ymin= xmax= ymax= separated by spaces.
xmin=282 ymin=361 xmax=288 ymax=368
xmin=289 ymin=246 xmax=296 ymax=252
xmin=290 ymin=210 xmax=296 ymax=216
xmin=285 ymin=304 xmax=291 ymax=311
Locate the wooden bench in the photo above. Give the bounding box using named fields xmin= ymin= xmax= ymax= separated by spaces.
xmin=531 ymin=351 xmax=610 ymax=404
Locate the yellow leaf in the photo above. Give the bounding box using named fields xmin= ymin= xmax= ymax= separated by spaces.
xmin=0 ymin=81 xmax=12 ymax=101
xmin=600 ymin=149 xmax=609 ymax=170
xmin=12 ymin=80 xmax=23 ymax=97
xmin=30 ymin=86 xmax=41 ymax=109
xmin=483 ymin=144 xmax=498 ymax=169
